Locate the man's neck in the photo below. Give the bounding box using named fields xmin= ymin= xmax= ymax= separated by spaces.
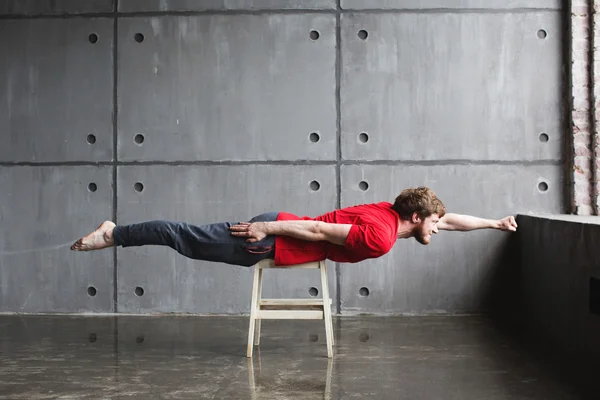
xmin=396 ymin=219 xmax=414 ymax=239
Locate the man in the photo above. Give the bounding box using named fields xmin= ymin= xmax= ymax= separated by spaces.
xmin=71 ymin=186 xmax=517 ymax=266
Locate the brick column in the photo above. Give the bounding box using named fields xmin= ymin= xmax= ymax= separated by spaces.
xmin=572 ymin=0 xmax=595 ymax=215
xmin=593 ymin=0 xmax=600 ymax=213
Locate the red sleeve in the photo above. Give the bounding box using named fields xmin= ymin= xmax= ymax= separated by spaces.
xmin=344 ymin=224 xmax=393 ymax=259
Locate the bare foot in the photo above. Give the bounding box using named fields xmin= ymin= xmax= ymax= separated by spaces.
xmin=71 ymin=221 xmax=116 ymax=251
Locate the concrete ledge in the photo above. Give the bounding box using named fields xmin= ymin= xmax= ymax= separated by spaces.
xmin=518 ymin=212 xmax=600 ymax=225
xmin=490 ymin=213 xmax=600 ymax=394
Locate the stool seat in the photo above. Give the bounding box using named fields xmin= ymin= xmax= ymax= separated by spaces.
xmin=247 ymin=259 xmax=334 ymax=358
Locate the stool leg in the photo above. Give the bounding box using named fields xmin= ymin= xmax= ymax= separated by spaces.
xmin=254 ymin=267 xmax=263 ymax=346
xmin=327 ymin=300 xmax=334 ymax=345
xmin=320 ymin=261 xmax=334 ymax=358
xmin=322 ymin=261 xmax=334 ymax=346
xmin=247 ymin=265 xmax=261 ymax=357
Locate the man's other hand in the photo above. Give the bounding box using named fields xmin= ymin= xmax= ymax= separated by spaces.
xmin=498 ymin=216 xmax=518 ymax=232
xmin=230 ymin=222 xmax=268 ymax=242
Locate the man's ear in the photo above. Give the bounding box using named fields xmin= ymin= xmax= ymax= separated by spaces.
xmin=411 ymin=212 xmax=422 ymax=224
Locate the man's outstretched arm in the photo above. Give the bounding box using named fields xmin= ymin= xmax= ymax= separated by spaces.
xmin=438 ymin=213 xmax=517 ymax=232
xmin=230 ymin=220 xmax=352 ymax=245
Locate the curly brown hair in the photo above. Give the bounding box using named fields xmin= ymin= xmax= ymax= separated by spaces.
xmin=391 ymin=187 xmax=447 ymax=220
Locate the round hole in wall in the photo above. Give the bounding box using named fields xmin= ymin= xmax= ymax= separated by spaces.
xmin=134 ymin=134 xmax=145 ymax=145
xmin=88 ymin=33 xmax=98 ymax=44
xmin=358 ymin=132 xmax=369 ymax=143
xmin=309 ymin=333 xmax=319 ymax=342
xmin=358 ymin=29 xmax=369 ymax=40
xmin=359 ymin=332 xmax=370 ymax=342
xmin=134 ymin=182 xmax=144 ymax=192
xmin=88 ymin=333 xmax=97 ymax=342
xmin=359 ymin=287 xmax=370 ymax=297
xmin=87 ymin=134 xmax=96 ymax=144
xmin=310 ymin=30 xmax=320 ymax=40
xmin=88 ymin=182 xmax=97 ymax=192
xmin=539 ymin=133 xmax=549 ymax=143
xmin=310 ymin=180 xmax=321 ymax=191
xmin=309 ymin=132 xmax=320 ymax=143
xmin=135 ymin=286 xmax=144 ymax=296
xmin=136 ymin=335 xmax=145 ymax=344
xmin=134 ymin=33 xmax=145 ymax=43
xmin=537 ymin=29 xmax=547 ymax=39
xmin=359 ymin=181 xmax=369 ymax=191
xmin=309 ymin=287 xmax=319 ymax=297
xmin=87 ymin=286 xmax=97 ymax=297
xmin=538 ymin=181 xmax=549 ymax=192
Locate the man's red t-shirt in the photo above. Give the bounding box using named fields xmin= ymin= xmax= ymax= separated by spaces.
xmin=273 ymin=202 xmax=399 ymax=266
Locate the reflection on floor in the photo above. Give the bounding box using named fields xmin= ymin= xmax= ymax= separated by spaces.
xmin=0 ymin=315 xmax=593 ymax=399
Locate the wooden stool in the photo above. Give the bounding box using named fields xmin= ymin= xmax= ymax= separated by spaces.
xmin=247 ymin=259 xmax=334 ymax=358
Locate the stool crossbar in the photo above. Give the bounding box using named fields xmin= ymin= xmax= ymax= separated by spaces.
xmin=247 ymin=259 xmax=334 ymax=358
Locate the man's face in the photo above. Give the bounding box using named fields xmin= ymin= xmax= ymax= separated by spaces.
xmin=414 ymin=214 xmax=440 ymax=245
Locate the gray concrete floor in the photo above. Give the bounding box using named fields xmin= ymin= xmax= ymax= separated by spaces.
xmin=0 ymin=315 xmax=590 ymax=399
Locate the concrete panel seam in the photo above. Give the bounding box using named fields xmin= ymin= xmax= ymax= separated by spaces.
xmin=335 ymin=0 xmax=342 ymax=315
xmin=112 ymin=3 xmax=119 ymax=314
xmin=0 ymin=10 xmax=335 ymax=20
xmin=0 ymin=160 xmax=564 ymax=167
xmin=0 ymin=13 xmax=117 ymax=20
xmin=338 ymin=160 xmax=564 ymax=166
xmin=0 ymin=8 xmax=563 ymax=20
xmin=0 ymin=162 xmax=115 ymax=167
xmin=340 ymin=8 xmax=562 ymax=13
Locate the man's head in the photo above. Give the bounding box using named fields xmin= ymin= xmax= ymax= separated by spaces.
xmin=392 ymin=187 xmax=447 ymax=245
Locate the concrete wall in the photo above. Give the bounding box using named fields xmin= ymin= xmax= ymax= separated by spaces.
xmin=0 ymin=1 xmax=565 ymax=314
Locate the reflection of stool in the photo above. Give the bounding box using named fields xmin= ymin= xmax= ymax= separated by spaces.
xmin=247 ymin=259 xmax=334 ymax=358
xmin=247 ymin=351 xmax=333 ymax=399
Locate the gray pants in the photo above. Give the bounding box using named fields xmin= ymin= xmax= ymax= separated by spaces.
xmin=112 ymin=212 xmax=278 ymax=267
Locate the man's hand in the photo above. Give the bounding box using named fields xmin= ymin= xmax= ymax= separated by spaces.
xmin=230 ymin=222 xmax=268 ymax=243
xmin=497 ymin=216 xmax=518 ymax=232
